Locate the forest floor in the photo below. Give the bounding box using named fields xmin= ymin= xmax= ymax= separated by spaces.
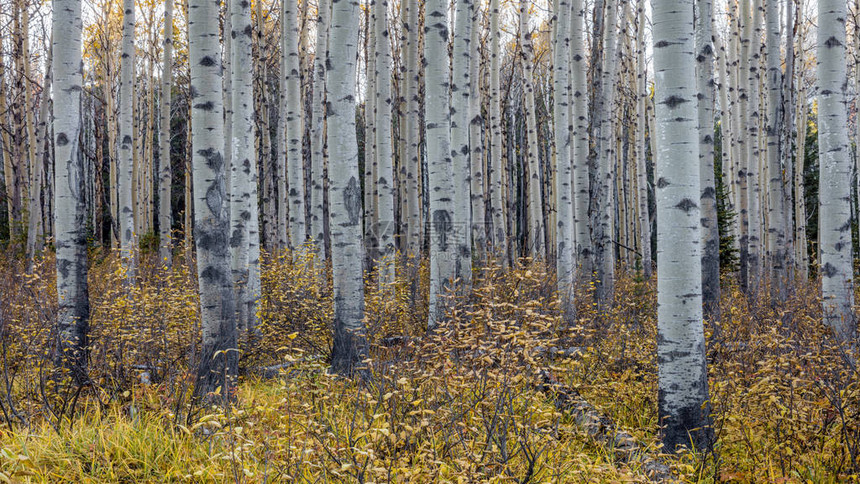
xmin=0 ymin=250 xmax=857 ymax=483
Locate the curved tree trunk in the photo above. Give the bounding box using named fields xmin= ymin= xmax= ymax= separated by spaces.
xmin=328 ymin=0 xmax=368 ymax=374
xmin=189 ymin=0 xmax=237 ymax=399
xmin=817 ymin=0 xmax=856 ymax=342
xmin=652 ymin=0 xmax=712 ymax=452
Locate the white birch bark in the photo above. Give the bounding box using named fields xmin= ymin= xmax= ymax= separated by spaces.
xmin=468 ymin=2 xmax=485 ymax=264
xmin=425 ymin=0 xmax=456 ymax=328
xmin=119 ymin=0 xmax=136 ymax=280
xmin=519 ymin=0 xmax=545 ymax=258
xmin=402 ymin=0 xmax=421 ymax=258
xmin=634 ymin=0 xmax=651 ymax=279
xmin=652 ymin=0 xmax=711 ymax=451
xmin=159 ymin=0 xmax=174 ymax=267
xmin=451 ymin=0 xmax=473 ymax=286
xmin=229 ymin=0 xmax=257 ymax=334
xmin=764 ymin=0 xmax=787 ymax=301
xmin=310 ymin=0 xmax=329 ymax=261
xmin=746 ymin=0 xmax=763 ymax=294
xmin=53 ymin=0 xmax=89 ymax=380
xmin=374 ymin=0 xmax=396 ymax=286
xmin=284 ymin=0 xmax=306 ymax=250
xmin=488 ymin=0 xmax=506 ymax=257
xmin=328 ymin=0 xmax=368 ymax=373
xmin=696 ymin=0 xmax=720 ymax=319
xmin=817 ymin=0 xmax=856 ymax=342
xmin=553 ymin=0 xmax=574 ymax=325
xmin=571 ymin=0 xmax=592 ymax=279
xmin=189 ymin=0 xmax=238 ymax=397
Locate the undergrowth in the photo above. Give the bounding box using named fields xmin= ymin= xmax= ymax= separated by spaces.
xmin=0 ymin=249 xmax=856 ymax=482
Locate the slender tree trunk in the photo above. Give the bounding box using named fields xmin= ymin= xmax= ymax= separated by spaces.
xmin=402 ymin=0 xmax=422 ymax=259
xmin=571 ymin=0 xmax=592 ymax=280
xmin=189 ymin=0 xmax=237 ymax=399
xmin=451 ymin=0 xmax=473 ymax=287
xmin=425 ymin=0 xmax=456 ymax=328
xmin=284 ymin=0 xmax=306 ymax=250
xmin=374 ymin=0 xmax=396 ymax=287
xmin=764 ymin=0 xmax=787 ymax=301
xmin=634 ymin=0 xmax=651 ymax=279
xmin=817 ymin=0 xmax=856 ymax=342
xmin=746 ymin=0 xmax=763 ymax=295
xmin=328 ymin=0 xmax=368 ymax=374
xmin=310 ymin=0 xmax=329 ymax=262
xmin=519 ymin=0 xmax=545 ymax=259
xmin=553 ymin=0 xmax=574 ymax=325
xmin=795 ymin=74 xmax=808 ymax=280
xmin=469 ymin=2 xmax=485 ymax=264
xmin=652 ymin=0 xmax=712 ymax=452
xmin=594 ymin=0 xmax=618 ymax=303
xmin=696 ymin=0 xmax=720 ymax=320
xmin=53 ymin=0 xmax=89 ymax=383
xmin=159 ymin=0 xmax=174 ymax=267
xmin=120 ymin=0 xmax=136 ymax=280
xmin=488 ymin=0 xmax=506 ymax=259
xmin=27 ymin=44 xmax=50 ymax=266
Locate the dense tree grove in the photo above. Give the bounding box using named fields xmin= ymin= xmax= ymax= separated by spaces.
xmin=0 ymin=0 xmax=859 ymax=478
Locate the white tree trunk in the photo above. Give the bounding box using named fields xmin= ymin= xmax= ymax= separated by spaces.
xmin=119 ymin=0 xmax=136 ymax=280
xmin=328 ymin=0 xmax=368 ymax=373
xmin=159 ymin=0 xmax=174 ymax=267
xmin=402 ymin=0 xmax=422 ymax=258
xmin=519 ymin=0 xmax=545 ymax=258
xmin=53 ymin=0 xmax=89 ymax=381
xmin=468 ymin=2 xmax=485 ymax=264
xmin=696 ymin=0 xmax=719 ymax=319
xmin=229 ymin=0 xmax=258 ymax=334
xmin=764 ymin=0 xmax=787 ymax=301
xmin=634 ymin=0 xmax=651 ymax=279
xmin=188 ymin=0 xmax=238 ymax=398
xmin=652 ymin=0 xmax=711 ymax=452
xmin=488 ymin=0 xmax=506 ymax=258
xmin=553 ymin=0 xmax=574 ymax=325
xmin=425 ymin=0 xmax=456 ymax=328
xmin=284 ymin=0 xmax=306 ymax=250
xmin=817 ymin=0 xmax=856 ymax=342
xmin=451 ymin=0 xmax=473 ymax=286
xmin=374 ymin=0 xmax=396 ymax=287
xmin=310 ymin=0 xmax=329 ymax=261
xmin=571 ymin=0 xmax=592 ymax=279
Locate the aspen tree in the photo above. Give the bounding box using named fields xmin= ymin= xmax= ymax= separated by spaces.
xmin=53 ymin=0 xmax=89 ymax=381
xmin=229 ymin=0 xmax=257 ymax=333
xmin=795 ymin=13 xmax=809 ymax=280
xmin=328 ymin=0 xmax=368 ymax=374
xmin=519 ymin=0 xmax=545 ymax=258
xmin=27 ymin=43 xmax=50 ymax=266
xmin=119 ymin=0 xmax=136 ymax=280
xmin=553 ymin=0 xmax=574 ymax=325
xmin=425 ymin=0 xmax=457 ymax=328
xmin=817 ymin=0 xmax=856 ymax=342
xmin=285 ymin=0 xmax=306 ymax=250
xmin=652 ymin=0 xmax=712 ymax=452
xmin=571 ymin=0 xmax=592 ymax=278
xmin=374 ymin=0 xmax=396 ymax=287
xmin=469 ymin=1 xmax=485 ymax=264
xmin=451 ymin=0 xmax=473 ymax=286
xmin=188 ymin=0 xmax=238 ymax=398
xmin=634 ymin=0 xmax=651 ymax=279
xmin=159 ymin=0 xmax=174 ymax=267
xmin=594 ymin=0 xmax=619 ymax=303
xmin=737 ymin=0 xmax=751 ymax=290
xmin=764 ymin=0 xmax=787 ymax=301
xmin=696 ymin=0 xmax=719 ymax=319
xmin=402 ymin=0 xmax=421 ymax=258
xmin=488 ymin=0 xmax=507 ymax=257
xmin=310 ymin=0 xmax=330 ymax=262
xmin=746 ymin=0 xmax=763 ymax=294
